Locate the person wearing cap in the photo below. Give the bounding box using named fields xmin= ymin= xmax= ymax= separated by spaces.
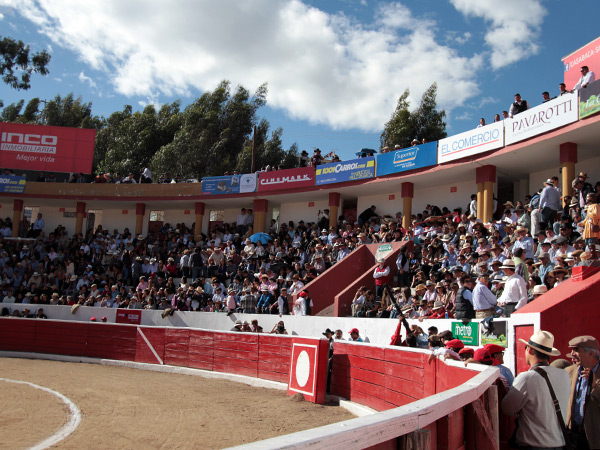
xmin=498 ymin=260 xmax=528 ymax=316
xmin=472 ymin=272 xmax=497 ymax=319
xmin=431 ymin=339 xmax=463 ymax=362
xmin=485 ymin=343 xmax=514 ymax=386
xmin=502 ymin=330 xmax=570 ymax=449
xmin=348 ymin=328 xmax=363 ymax=342
xmin=566 ymin=335 xmax=600 ymax=449
xmin=457 ymin=347 xmax=474 ymax=361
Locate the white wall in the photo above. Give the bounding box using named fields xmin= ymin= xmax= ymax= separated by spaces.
xmin=358 ymin=179 xmax=475 ymax=221
xmin=279 ymin=200 xmax=330 ymax=228
xmin=529 ymin=154 xmax=600 ymax=197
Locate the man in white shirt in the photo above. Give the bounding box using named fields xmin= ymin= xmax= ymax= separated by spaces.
xmin=501 ymin=330 xmax=570 ymax=449
xmin=472 ymin=273 xmax=497 ymax=319
xmin=498 ymin=260 xmax=528 ymax=316
xmin=574 ymin=65 xmax=595 ymax=90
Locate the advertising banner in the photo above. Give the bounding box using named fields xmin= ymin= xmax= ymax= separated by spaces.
xmin=257 ymin=167 xmax=315 ymax=192
xmin=0 ymin=175 xmax=26 ymax=193
xmin=0 ymin=122 xmax=96 ymax=174
xmin=438 ymin=121 xmax=504 ymax=163
xmin=376 ymin=141 xmax=437 ymax=177
xmin=116 ymin=309 xmax=142 ymax=325
xmin=201 ymin=173 xmax=257 ymax=195
xmin=579 ymin=78 xmax=600 ymax=119
xmin=505 ymin=93 xmax=578 ymax=145
xmin=562 ymin=36 xmax=600 ymax=90
xmin=452 ymin=321 xmax=479 ymax=346
xmin=315 ymin=157 xmax=375 ymax=185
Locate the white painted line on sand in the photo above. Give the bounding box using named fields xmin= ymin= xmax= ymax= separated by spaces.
xmin=0 ymin=377 xmax=82 ymax=450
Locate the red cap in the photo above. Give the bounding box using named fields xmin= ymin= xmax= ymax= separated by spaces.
xmin=459 ymin=348 xmax=474 ymax=356
xmin=445 ymin=339 xmax=465 ymax=350
xmin=101 ymin=316 xmax=107 ymax=322
xmin=484 ymin=344 xmax=505 ymax=355
xmin=349 ymin=328 xmax=359 ymax=334
xmin=473 ymin=348 xmax=492 ymax=363
xmin=299 ymin=292 xmax=308 ymax=297
xmin=90 ymin=317 xmax=97 ymax=322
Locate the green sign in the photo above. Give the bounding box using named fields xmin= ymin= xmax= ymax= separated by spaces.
xmin=374 ymin=244 xmax=393 ymax=261
xmin=452 ymin=321 xmax=479 ymax=346
xmin=579 ymin=79 xmax=600 ymax=119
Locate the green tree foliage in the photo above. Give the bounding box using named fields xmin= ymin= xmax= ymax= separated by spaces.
xmin=42 ymin=93 xmax=102 ymax=129
xmin=94 ymin=102 xmax=182 ymax=176
xmin=0 ymin=36 xmax=51 ymax=90
xmin=0 ymin=99 xmax=24 ymax=122
xmin=235 ymin=120 xmax=299 ymax=172
xmin=380 ymin=82 xmax=447 ymax=149
xmin=150 ymin=81 xmax=268 ymax=179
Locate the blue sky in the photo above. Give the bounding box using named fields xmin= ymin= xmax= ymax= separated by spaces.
xmin=0 ymin=0 xmax=598 ymax=162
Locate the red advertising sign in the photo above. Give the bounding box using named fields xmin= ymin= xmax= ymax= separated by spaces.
xmin=116 ymin=308 xmax=142 ymax=325
xmin=0 ymin=122 xmax=96 ymax=174
xmin=257 ymin=167 xmax=315 ymax=192
xmin=562 ymin=36 xmax=600 ymax=90
xmin=287 ymin=338 xmax=328 ymax=404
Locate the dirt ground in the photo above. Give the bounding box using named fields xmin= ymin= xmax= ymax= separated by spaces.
xmin=0 ymin=357 xmax=355 ymax=449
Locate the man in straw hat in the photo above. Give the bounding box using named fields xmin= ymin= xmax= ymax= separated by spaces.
xmin=566 ymin=335 xmax=600 ymax=449
xmin=501 ymin=330 xmax=570 ymax=449
xmin=497 ymin=260 xmax=528 ymax=317
xmin=539 ymin=178 xmax=561 ymax=230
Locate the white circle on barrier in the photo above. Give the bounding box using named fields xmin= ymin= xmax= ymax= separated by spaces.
xmin=295 ymin=350 xmax=310 ymax=388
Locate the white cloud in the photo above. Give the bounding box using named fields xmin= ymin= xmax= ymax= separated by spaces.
xmin=78 ymin=71 xmax=96 ymax=88
xmin=0 ymin=13 xmax=4 ymax=20
xmin=449 ymin=0 xmax=546 ymax=69
xmin=8 ymin=0 xmax=486 ymax=131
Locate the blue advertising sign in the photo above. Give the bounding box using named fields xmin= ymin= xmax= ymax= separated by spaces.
xmin=376 ymin=141 xmax=438 ymax=176
xmin=201 ymin=173 xmax=257 ymax=195
xmin=315 ymin=157 xmax=375 ymax=185
xmin=0 ymin=175 xmax=26 ymax=193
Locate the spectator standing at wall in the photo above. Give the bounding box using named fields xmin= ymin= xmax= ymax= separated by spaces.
xmin=559 ymin=83 xmax=570 ymax=96
xmin=574 ymin=65 xmax=595 ymax=90
xmin=373 ymin=258 xmax=390 ymax=300
xmin=140 ymin=168 xmax=152 ymax=183
xmin=497 ymin=260 xmax=528 ymax=316
xmin=30 ymin=213 xmax=45 ymax=238
xmin=539 ymin=178 xmax=561 ymax=230
xmin=454 ymin=275 xmax=475 ymax=320
xmin=509 ymin=93 xmax=529 ymax=118
xmin=358 ymin=205 xmax=377 ymax=226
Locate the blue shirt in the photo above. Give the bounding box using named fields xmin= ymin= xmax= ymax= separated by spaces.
xmin=573 ymin=361 xmax=600 ymax=426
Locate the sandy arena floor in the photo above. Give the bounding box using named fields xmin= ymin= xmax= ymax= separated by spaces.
xmin=0 ymin=357 xmax=355 ymax=449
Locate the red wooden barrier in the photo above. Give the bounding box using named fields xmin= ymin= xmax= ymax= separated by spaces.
xmin=258 ymin=334 xmax=291 ymax=383
xmin=135 ymin=327 xmax=165 ymax=365
xmin=188 ymin=329 xmax=215 ymax=371
xmin=213 ymin=332 xmax=259 ymax=378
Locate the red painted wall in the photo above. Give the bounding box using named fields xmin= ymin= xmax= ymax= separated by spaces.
xmin=330 ymin=342 xmax=478 ymax=411
xmin=1 ymin=319 xmax=493 ymax=450
xmin=514 ymin=271 xmax=600 ymax=362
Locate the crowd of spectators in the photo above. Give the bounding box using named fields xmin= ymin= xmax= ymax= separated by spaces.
xmin=1 ymin=166 xmax=598 ymax=327
xmin=349 ymin=171 xmax=600 ymax=326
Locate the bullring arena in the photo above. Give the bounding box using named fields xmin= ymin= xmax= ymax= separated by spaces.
xmin=0 ymin=357 xmax=356 ymax=449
